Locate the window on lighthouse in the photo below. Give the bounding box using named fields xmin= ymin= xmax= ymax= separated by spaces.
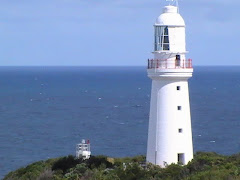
xmin=154 ymin=26 xmax=170 ymax=51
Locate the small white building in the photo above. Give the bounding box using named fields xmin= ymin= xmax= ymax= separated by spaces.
xmin=76 ymin=139 xmax=91 ymax=160
xmin=146 ymin=4 xmax=193 ymax=167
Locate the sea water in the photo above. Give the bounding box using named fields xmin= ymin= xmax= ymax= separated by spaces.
xmin=0 ymin=66 xmax=240 ymax=178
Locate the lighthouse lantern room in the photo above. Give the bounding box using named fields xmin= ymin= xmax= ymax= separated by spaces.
xmin=146 ymin=3 xmax=193 ymax=167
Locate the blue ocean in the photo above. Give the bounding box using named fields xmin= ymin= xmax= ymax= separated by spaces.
xmin=0 ymin=66 xmax=240 ymax=178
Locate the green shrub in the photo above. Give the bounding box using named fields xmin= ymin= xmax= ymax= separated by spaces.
xmin=86 ymin=155 xmax=113 ymax=169
xmin=187 ymin=152 xmax=226 ymax=173
xmin=4 ymin=159 xmax=56 ymax=180
xmin=52 ymin=155 xmax=82 ymax=174
xmin=5 ymin=152 xmax=240 ymax=180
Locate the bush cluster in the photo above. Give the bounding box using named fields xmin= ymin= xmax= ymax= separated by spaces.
xmin=4 ymin=152 xmax=240 ymax=180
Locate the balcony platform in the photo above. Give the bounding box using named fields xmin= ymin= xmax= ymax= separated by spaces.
xmin=147 ymin=59 xmax=193 ymax=79
xmin=147 ymin=59 xmax=192 ymax=69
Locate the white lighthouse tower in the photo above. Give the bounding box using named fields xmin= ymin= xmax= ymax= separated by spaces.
xmin=146 ymin=3 xmax=193 ymax=167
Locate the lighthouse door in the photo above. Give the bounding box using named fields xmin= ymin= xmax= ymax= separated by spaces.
xmin=176 ymin=55 xmax=181 ymax=67
xmin=178 ymin=153 xmax=185 ymax=165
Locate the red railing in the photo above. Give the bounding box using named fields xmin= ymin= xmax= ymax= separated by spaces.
xmin=147 ymin=59 xmax=192 ymax=69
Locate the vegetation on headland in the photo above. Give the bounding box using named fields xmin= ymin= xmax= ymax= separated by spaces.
xmin=4 ymin=152 xmax=240 ymax=180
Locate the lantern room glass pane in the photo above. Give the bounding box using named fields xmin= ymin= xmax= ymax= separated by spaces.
xmin=154 ymin=26 xmax=169 ymax=51
xmin=163 ymin=36 xmax=169 ymax=43
xmin=163 ymin=44 xmax=169 ymax=50
xmin=164 ymin=26 xmax=169 ymax=35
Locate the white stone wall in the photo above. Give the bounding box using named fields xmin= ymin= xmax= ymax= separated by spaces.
xmin=146 ymin=76 xmax=193 ymax=166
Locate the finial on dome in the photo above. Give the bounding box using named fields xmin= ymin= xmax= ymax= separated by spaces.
xmin=166 ymin=0 xmax=179 ymax=12
xmin=163 ymin=6 xmax=178 ymax=13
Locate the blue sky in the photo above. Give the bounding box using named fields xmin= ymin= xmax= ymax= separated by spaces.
xmin=0 ymin=0 xmax=239 ymax=66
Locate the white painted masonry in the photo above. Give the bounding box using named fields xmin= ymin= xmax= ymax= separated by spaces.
xmin=146 ymin=5 xmax=193 ymax=167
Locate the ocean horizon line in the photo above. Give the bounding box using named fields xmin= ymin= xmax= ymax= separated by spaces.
xmin=0 ymin=65 xmax=240 ymax=68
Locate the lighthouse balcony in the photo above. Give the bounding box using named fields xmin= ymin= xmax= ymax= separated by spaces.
xmin=147 ymin=59 xmax=192 ymax=69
